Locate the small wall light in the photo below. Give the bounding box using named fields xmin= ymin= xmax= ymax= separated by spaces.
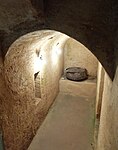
xmin=34 ymin=53 xmax=46 ymax=74
xmin=39 ymin=55 xmax=43 ymax=60
xmin=34 ymin=54 xmax=43 ymax=73
xmin=55 ymin=48 xmax=62 ymax=55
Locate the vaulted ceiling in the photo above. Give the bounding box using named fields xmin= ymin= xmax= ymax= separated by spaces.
xmin=0 ymin=0 xmax=118 ymax=79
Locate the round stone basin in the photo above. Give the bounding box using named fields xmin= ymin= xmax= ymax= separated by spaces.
xmin=65 ymin=67 xmax=88 ymax=81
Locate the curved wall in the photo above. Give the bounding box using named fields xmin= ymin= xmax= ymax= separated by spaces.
xmin=2 ymin=29 xmax=99 ymax=149
xmin=64 ymin=38 xmax=98 ymax=77
xmin=3 ymin=30 xmax=68 ymax=149
xmin=0 ymin=0 xmax=116 ymax=79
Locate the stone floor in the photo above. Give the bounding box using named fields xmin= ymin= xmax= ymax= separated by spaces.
xmin=28 ymin=79 xmax=96 ymax=150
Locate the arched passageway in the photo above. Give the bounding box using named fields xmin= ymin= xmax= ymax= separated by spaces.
xmin=0 ymin=0 xmax=115 ymax=80
xmin=2 ymin=30 xmax=107 ymax=149
xmin=0 ymin=1 xmax=117 ymax=150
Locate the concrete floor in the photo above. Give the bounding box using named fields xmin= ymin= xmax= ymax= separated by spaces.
xmin=28 ymin=79 xmax=96 ymax=150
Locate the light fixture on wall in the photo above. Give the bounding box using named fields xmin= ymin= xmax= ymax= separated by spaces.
xmin=39 ymin=55 xmax=43 ymax=60
xmin=34 ymin=53 xmax=44 ymax=74
xmin=55 ymin=48 xmax=62 ymax=55
xmin=51 ymin=43 xmax=62 ymax=65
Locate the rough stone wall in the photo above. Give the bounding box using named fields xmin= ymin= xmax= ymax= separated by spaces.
xmin=0 ymin=38 xmax=6 ymax=139
xmin=0 ymin=0 xmax=45 ymax=56
xmin=0 ymin=50 xmax=4 ymax=130
xmin=96 ymin=63 xmax=105 ymax=118
xmin=45 ymin=0 xmax=116 ymax=79
xmin=96 ymin=9 xmax=118 ymax=148
xmin=0 ymin=0 xmax=117 ymax=149
xmin=0 ymin=0 xmax=38 ymax=31
xmin=64 ymin=38 xmax=98 ymax=77
xmin=0 ymin=0 xmax=116 ymax=79
xmin=96 ymin=69 xmax=118 ymax=150
xmin=97 ymin=72 xmax=111 ymax=150
xmin=3 ymin=30 xmax=68 ymax=150
xmin=114 ymin=30 xmax=118 ymax=69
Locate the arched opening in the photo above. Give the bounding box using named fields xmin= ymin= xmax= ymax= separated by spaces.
xmin=3 ymin=30 xmax=106 ymax=150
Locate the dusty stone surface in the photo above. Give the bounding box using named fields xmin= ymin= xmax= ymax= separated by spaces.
xmin=65 ymin=67 xmax=88 ymax=81
xmin=3 ymin=30 xmax=69 ymax=150
xmin=44 ymin=0 xmax=117 ymax=79
xmin=28 ymin=92 xmax=95 ymax=150
xmin=0 ymin=56 xmax=4 ymax=129
xmin=97 ymin=72 xmax=113 ymax=150
xmin=96 ymin=63 xmax=105 ymax=119
xmin=96 ymin=5 xmax=118 ymax=149
xmin=2 ymin=29 xmax=99 ymax=149
xmin=0 ymin=0 xmax=43 ymax=31
xmin=59 ymin=77 xmax=96 ymax=98
xmin=64 ymin=38 xmax=98 ymax=77
xmin=0 ymin=1 xmax=117 ymax=150
xmin=0 ymin=0 xmax=117 ymax=78
xmin=97 ymin=68 xmax=118 ymax=150
xmin=0 ymin=0 xmax=45 ymax=56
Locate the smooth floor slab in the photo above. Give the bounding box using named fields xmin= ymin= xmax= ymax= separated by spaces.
xmin=59 ymin=77 xmax=96 ymax=98
xmin=28 ymin=92 xmax=95 ymax=150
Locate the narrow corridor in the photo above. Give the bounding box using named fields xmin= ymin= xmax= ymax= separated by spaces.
xmin=28 ymin=79 xmax=96 ymax=150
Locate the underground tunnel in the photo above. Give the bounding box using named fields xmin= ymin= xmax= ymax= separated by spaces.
xmin=0 ymin=0 xmax=118 ymax=150
xmin=2 ymin=30 xmax=106 ymax=150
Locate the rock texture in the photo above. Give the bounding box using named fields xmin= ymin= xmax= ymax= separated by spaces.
xmin=1 ymin=28 xmax=99 ymax=150
xmin=0 ymin=0 xmax=117 ymax=78
xmin=64 ymin=38 xmax=98 ymax=77
xmin=0 ymin=0 xmax=118 ymax=150
xmin=3 ymin=30 xmax=68 ymax=150
xmin=65 ymin=67 xmax=88 ymax=81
